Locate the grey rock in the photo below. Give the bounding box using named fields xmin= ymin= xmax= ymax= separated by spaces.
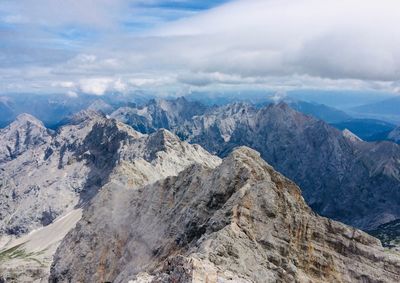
xmin=110 ymin=97 xmax=208 ymax=134
xmin=50 ymin=147 xmax=400 ymax=283
xmin=0 ymin=111 xmax=220 ymax=282
xmin=113 ymin=101 xmax=400 ymax=230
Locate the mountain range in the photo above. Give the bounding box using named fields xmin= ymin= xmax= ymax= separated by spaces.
xmin=50 ymin=147 xmax=400 ymax=283
xmin=0 ymin=93 xmax=152 ymax=129
xmin=111 ymin=98 xmax=400 ymax=230
xmin=1 ymin=97 xmax=400 ymax=282
xmin=349 ymin=96 xmax=400 ymax=124
xmin=0 ymin=110 xmax=219 ymax=281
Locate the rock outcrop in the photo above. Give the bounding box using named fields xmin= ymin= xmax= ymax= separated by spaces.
xmin=0 ymin=111 xmax=219 ymax=282
xmin=112 ymin=100 xmax=400 ymax=230
xmin=110 ymin=97 xmax=208 ymax=134
xmin=0 ymin=114 xmax=53 ymax=163
xmin=50 ymin=147 xmax=400 ymax=283
xmin=342 ymin=128 xmax=363 ymax=142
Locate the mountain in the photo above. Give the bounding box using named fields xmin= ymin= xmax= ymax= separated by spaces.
xmin=369 ymin=219 xmax=400 ymax=252
xmin=0 ymin=111 xmax=219 ymax=282
xmin=0 ymin=110 xmax=107 ymax=236
xmin=349 ymin=96 xmax=400 ymax=124
xmin=0 ymin=92 xmax=154 ymax=129
xmin=288 ymin=100 xmax=351 ymax=123
xmin=342 ymin=129 xmax=362 ymax=142
xmin=0 ymin=114 xmax=54 ymax=163
xmin=110 ymin=97 xmax=209 ymax=134
xmin=0 ymin=94 xmax=94 ymax=129
xmin=50 ymin=147 xmax=400 ymax=282
xmin=186 ymin=90 xmax=275 ymax=106
xmin=87 ymin=99 xmax=114 ymax=114
xmin=2 ymin=110 xmax=400 ymax=282
xmin=388 ymin=126 xmax=400 ymax=144
xmin=112 ymin=101 xmax=400 ymax=230
xmin=287 ymin=89 xmax=398 ymax=109
xmin=331 ymin=118 xmax=397 ymax=141
xmin=180 ymin=103 xmax=400 ymax=230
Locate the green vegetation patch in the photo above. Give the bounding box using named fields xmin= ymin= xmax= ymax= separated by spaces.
xmin=0 ymin=243 xmax=45 ymax=266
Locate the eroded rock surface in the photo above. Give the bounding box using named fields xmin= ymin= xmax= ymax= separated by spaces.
xmin=0 ymin=112 xmax=219 ymax=282
xmin=113 ymin=100 xmax=400 ymax=230
xmin=50 ymin=147 xmax=400 ymax=283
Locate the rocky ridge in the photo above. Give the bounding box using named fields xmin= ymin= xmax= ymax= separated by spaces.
xmin=342 ymin=129 xmax=362 ymax=142
xmin=112 ymin=99 xmax=400 ymax=230
xmin=0 ymin=111 xmax=219 ymax=282
xmin=110 ymin=97 xmax=208 ymax=134
xmin=50 ymin=147 xmax=400 ymax=283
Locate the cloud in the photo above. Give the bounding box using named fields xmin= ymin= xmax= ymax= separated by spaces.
xmin=1 ymin=0 xmax=128 ymax=28
xmin=149 ymin=0 xmax=400 ymax=82
xmin=66 ymin=90 xmax=78 ymax=98
xmin=77 ymin=78 xmax=114 ymax=96
xmin=1 ymin=0 xmax=400 ymax=95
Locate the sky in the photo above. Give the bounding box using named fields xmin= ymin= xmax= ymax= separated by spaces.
xmin=1 ymin=0 xmax=400 ymax=96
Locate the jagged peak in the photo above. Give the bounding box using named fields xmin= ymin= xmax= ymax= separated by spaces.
xmin=13 ymin=113 xmax=45 ymax=128
xmin=225 ymin=101 xmax=252 ymax=109
xmin=175 ymin=96 xmax=188 ymax=102
xmin=114 ymin=120 xmax=144 ymax=139
xmin=212 ymin=102 xmax=254 ymax=116
xmin=228 ymin=146 xmax=261 ymax=160
xmin=66 ymin=109 xmax=106 ymax=125
xmin=0 ymin=114 xmax=50 ymax=137
xmin=148 ymin=128 xmax=180 ymax=143
xmin=87 ymin=99 xmax=113 ymax=112
xmin=267 ymin=101 xmax=293 ymax=111
xmin=219 ymin=146 xmax=277 ymax=182
xmin=343 ymin=128 xmax=363 ymax=142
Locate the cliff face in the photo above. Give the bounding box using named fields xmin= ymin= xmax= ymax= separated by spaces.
xmin=0 ymin=111 xmax=105 ymax=236
xmin=50 ymin=147 xmax=400 ymax=283
xmin=0 ymin=113 xmax=53 ymax=163
xmin=0 ymin=112 xmax=220 ymax=282
xmin=113 ymin=101 xmax=400 ymax=230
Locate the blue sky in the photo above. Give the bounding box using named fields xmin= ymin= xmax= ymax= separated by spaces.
xmin=0 ymin=0 xmax=400 ymax=96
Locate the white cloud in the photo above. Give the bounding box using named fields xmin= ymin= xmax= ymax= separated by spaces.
xmin=78 ymin=78 xmax=114 ymax=96
xmin=55 ymin=81 xmax=76 ymax=88
xmin=66 ymin=90 xmax=78 ymax=98
xmin=148 ymin=0 xmax=400 ymax=82
xmin=2 ymin=0 xmax=400 ymax=95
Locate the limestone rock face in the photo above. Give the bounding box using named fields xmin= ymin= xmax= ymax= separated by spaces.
xmin=110 ymin=97 xmax=208 ymax=134
xmin=113 ymin=100 xmax=400 ymax=230
xmin=50 ymin=147 xmax=400 ymax=283
xmin=0 ymin=113 xmax=53 ymax=163
xmin=0 ymin=111 xmax=219 ymax=282
xmin=0 ymin=111 xmax=105 ymax=236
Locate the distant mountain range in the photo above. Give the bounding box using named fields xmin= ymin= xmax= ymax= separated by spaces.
xmin=348 ymin=96 xmax=400 ymax=124
xmin=331 ymin=118 xmax=397 ymax=141
xmin=0 ymin=93 xmax=153 ymax=129
xmin=2 ymin=92 xmax=399 ymax=143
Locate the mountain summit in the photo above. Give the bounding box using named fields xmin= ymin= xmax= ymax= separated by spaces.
xmin=50 ymin=147 xmax=400 ymax=282
xmin=112 ymin=99 xmax=400 ymax=230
